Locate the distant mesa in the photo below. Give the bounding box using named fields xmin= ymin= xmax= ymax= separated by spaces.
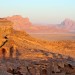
xmin=60 ymin=18 xmax=75 ymax=32
xmin=61 ymin=18 xmax=75 ymax=26
xmin=6 ymin=15 xmax=32 ymax=30
xmin=7 ymin=15 xmax=30 ymax=23
xmin=5 ymin=15 xmax=75 ymax=33
xmin=60 ymin=19 xmax=75 ymax=28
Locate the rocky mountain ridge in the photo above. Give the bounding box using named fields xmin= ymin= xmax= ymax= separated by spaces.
xmin=6 ymin=15 xmax=75 ymax=33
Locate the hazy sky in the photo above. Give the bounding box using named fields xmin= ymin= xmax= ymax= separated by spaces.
xmin=0 ymin=0 xmax=75 ymax=24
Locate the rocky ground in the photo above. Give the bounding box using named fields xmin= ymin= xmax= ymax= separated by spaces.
xmin=0 ymin=57 xmax=75 ymax=75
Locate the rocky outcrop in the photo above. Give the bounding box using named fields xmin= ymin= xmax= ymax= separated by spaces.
xmin=0 ymin=18 xmax=13 ymax=35
xmin=0 ymin=59 xmax=75 ymax=75
xmin=0 ymin=19 xmax=18 ymax=58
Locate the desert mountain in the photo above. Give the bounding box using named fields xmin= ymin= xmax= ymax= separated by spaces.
xmin=0 ymin=18 xmax=49 ymax=59
xmin=0 ymin=18 xmax=75 ymax=75
xmin=6 ymin=15 xmax=75 ymax=33
xmin=60 ymin=19 xmax=75 ymax=32
xmin=0 ymin=18 xmax=75 ymax=60
xmin=6 ymin=15 xmax=32 ymax=30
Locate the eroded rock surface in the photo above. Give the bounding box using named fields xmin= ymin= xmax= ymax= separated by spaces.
xmin=0 ymin=59 xmax=75 ymax=75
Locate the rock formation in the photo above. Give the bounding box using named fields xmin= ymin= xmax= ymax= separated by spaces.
xmin=0 ymin=18 xmax=75 ymax=75
xmin=6 ymin=15 xmax=32 ymax=30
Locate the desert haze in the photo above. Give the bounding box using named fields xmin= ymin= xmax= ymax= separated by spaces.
xmin=0 ymin=16 xmax=75 ymax=75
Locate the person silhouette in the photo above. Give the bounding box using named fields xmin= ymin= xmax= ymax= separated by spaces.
xmin=16 ymin=49 xmax=21 ymax=60
xmin=9 ymin=47 xmax=14 ymax=59
xmin=2 ymin=48 xmax=6 ymax=60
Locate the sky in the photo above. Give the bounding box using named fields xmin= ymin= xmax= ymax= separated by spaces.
xmin=0 ymin=0 xmax=75 ymax=24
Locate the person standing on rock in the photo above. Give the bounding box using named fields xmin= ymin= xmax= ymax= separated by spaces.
xmin=2 ymin=48 xmax=6 ymax=60
xmin=16 ymin=49 xmax=21 ymax=60
xmin=9 ymin=46 xmax=14 ymax=59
